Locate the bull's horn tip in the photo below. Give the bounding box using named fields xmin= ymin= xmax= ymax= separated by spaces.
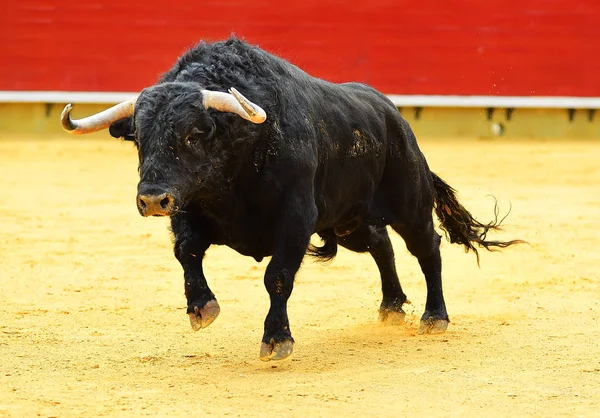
xmin=60 ymin=103 xmax=75 ymax=132
xmin=60 ymin=103 xmax=73 ymax=119
xmin=61 ymin=103 xmax=72 ymax=114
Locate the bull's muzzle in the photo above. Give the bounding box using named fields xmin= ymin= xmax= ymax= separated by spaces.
xmin=136 ymin=192 xmax=177 ymax=217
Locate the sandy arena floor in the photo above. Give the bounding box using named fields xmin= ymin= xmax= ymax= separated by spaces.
xmin=0 ymin=135 xmax=599 ymax=417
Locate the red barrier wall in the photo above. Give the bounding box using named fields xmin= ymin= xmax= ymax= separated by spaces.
xmin=1 ymin=0 xmax=599 ymax=97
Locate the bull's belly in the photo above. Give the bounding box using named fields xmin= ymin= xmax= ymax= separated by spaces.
xmin=314 ymin=157 xmax=384 ymax=227
xmin=224 ymin=242 xmax=272 ymax=261
xmin=210 ymin=220 xmax=275 ymax=262
xmin=200 ymin=164 xmax=382 ymax=260
xmin=210 ymin=202 xmax=365 ymax=261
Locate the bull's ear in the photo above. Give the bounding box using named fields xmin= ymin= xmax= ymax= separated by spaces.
xmin=109 ymin=118 xmax=135 ymax=141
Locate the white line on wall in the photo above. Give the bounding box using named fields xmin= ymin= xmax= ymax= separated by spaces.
xmin=1 ymin=91 xmax=599 ymax=109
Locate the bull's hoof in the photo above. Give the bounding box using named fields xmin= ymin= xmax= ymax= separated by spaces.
xmin=188 ymin=300 xmax=220 ymax=331
xmin=378 ymin=309 xmax=406 ymax=325
xmin=379 ymin=297 xmax=408 ymax=325
xmin=417 ymin=317 xmax=449 ymax=334
xmin=259 ymin=338 xmax=294 ymax=362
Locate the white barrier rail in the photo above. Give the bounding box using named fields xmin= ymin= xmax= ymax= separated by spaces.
xmin=1 ymin=91 xmax=600 ymax=109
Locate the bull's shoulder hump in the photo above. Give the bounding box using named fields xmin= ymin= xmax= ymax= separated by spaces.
xmin=338 ymin=82 xmax=397 ymax=110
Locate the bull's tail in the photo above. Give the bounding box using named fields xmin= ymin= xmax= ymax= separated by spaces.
xmin=431 ymin=172 xmax=524 ymax=265
xmin=307 ymin=229 xmax=338 ymax=262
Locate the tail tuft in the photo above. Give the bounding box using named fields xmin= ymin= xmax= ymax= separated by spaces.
xmin=431 ymin=172 xmax=525 ymax=265
xmin=307 ymin=229 xmax=338 ymax=262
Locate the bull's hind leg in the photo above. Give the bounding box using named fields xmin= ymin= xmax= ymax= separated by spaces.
xmin=171 ymin=214 xmax=220 ymax=331
xmin=392 ymin=219 xmax=449 ymax=334
xmin=338 ymin=225 xmax=408 ymax=324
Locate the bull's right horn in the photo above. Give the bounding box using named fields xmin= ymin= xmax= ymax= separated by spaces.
xmin=61 ymin=97 xmax=138 ymax=135
xmin=201 ymin=88 xmax=266 ymax=124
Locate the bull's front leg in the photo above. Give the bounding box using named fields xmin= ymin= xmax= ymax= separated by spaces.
xmin=171 ymin=214 xmax=219 ymax=330
xmin=260 ymin=194 xmax=317 ymax=361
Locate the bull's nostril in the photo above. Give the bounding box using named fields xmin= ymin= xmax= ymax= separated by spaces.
xmin=160 ymin=196 xmax=171 ymax=209
xmin=136 ymin=192 xmax=175 ymax=216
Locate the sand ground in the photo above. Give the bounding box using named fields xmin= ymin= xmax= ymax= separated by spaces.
xmin=0 ymin=135 xmax=598 ymax=417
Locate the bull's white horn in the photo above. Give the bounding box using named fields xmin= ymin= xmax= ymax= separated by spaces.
xmin=201 ymin=88 xmax=266 ymax=124
xmin=61 ymin=97 xmax=138 ymax=135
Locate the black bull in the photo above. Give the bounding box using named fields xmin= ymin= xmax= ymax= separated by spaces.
xmin=61 ymin=37 xmax=522 ymax=361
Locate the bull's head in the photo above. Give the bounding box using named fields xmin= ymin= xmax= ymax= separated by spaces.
xmin=61 ymin=82 xmax=267 ymax=217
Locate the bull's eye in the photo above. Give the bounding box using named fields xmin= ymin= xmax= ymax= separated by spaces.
xmin=185 ymin=128 xmax=204 ymax=145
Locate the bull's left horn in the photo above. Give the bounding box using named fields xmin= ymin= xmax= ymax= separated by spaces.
xmin=201 ymin=88 xmax=266 ymax=124
xmin=61 ymin=97 xmax=138 ymax=135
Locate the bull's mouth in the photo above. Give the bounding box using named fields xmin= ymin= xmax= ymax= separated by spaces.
xmin=149 ymin=210 xmax=178 ymax=218
xmin=138 ymin=205 xmax=179 ymax=217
